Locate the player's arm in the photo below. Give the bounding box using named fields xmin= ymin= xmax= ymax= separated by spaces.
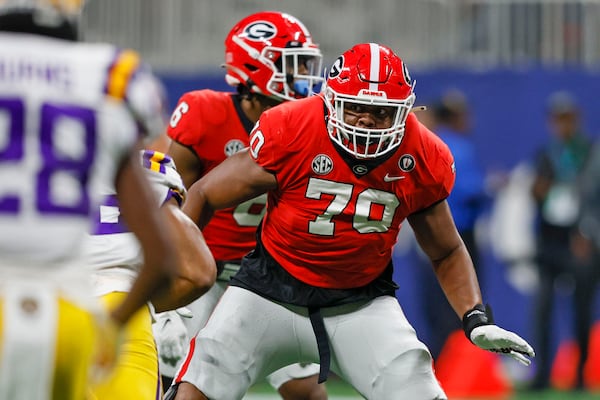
xmin=151 ymin=197 xmax=217 ymax=313
xmin=408 ymin=200 xmax=535 ymax=365
xmin=183 ymin=148 xmax=277 ymax=229
xmin=147 ymin=133 xmax=172 ymax=154
xmin=110 ymin=148 xmax=177 ymax=325
xmin=407 ymin=199 xmax=481 ymax=318
xmin=168 ymin=140 xmax=204 ymax=189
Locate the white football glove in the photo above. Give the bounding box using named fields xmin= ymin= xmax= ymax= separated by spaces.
xmin=470 ymin=325 xmax=535 ymax=366
xmin=463 ymin=304 xmax=535 ymax=366
xmin=152 ymin=308 xmax=192 ymax=378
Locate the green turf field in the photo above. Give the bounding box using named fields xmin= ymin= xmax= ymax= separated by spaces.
xmin=244 ymin=377 xmax=600 ymax=399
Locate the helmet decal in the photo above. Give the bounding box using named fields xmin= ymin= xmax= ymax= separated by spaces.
xmin=329 ymin=56 xmax=344 ymax=79
xmin=243 ymin=21 xmax=277 ymax=41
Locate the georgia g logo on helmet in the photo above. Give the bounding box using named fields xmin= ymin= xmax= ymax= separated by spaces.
xmin=329 ymin=56 xmax=344 ymax=79
xmin=244 ymin=21 xmax=277 ymax=41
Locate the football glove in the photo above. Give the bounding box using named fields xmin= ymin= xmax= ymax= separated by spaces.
xmin=463 ymin=304 xmax=535 ymax=366
xmin=152 ymin=308 xmax=191 ymax=378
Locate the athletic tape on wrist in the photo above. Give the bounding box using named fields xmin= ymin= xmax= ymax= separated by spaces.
xmin=462 ymin=303 xmax=494 ymax=341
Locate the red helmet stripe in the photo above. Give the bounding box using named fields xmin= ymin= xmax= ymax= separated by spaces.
xmin=369 ymin=43 xmax=380 ymax=92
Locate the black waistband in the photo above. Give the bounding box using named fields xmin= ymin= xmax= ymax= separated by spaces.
xmin=231 ymin=236 xmax=398 ymax=308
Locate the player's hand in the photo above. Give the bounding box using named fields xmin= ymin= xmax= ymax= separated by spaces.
xmin=152 ymin=309 xmax=190 ymax=377
xmin=470 ymin=325 xmax=535 ymax=366
xmin=463 ymin=304 xmax=535 ymax=366
xmin=89 ymin=313 xmax=124 ymax=384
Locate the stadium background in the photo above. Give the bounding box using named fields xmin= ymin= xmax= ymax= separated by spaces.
xmin=80 ymin=1 xmax=600 ymax=398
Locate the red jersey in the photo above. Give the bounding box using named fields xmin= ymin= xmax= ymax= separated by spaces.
xmin=249 ymin=95 xmax=455 ymax=289
xmin=167 ymin=90 xmax=265 ymax=261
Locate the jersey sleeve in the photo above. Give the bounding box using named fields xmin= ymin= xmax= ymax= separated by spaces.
xmin=105 ymin=48 xmax=168 ymax=142
xmin=166 ymin=91 xmax=230 ymax=148
xmin=248 ymin=108 xmax=286 ymax=174
xmin=166 ymin=91 xmax=200 ymax=147
xmin=410 ymin=121 xmax=456 ymax=213
xmin=127 ymin=70 xmax=168 ymax=141
xmin=433 ymin=139 xmax=456 ymax=201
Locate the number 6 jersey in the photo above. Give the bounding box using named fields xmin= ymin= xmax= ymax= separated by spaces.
xmin=167 ymin=90 xmax=266 ymax=262
xmin=0 ymin=31 xmax=166 ymax=268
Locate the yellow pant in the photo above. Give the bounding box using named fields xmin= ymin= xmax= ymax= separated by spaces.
xmin=89 ymin=292 xmax=160 ymax=400
xmin=0 ymin=292 xmax=97 ymax=400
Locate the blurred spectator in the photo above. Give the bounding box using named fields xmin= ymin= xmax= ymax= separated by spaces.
xmin=414 ymin=90 xmax=489 ymax=359
xmin=568 ymin=140 xmax=600 ymax=390
xmin=529 ymin=91 xmax=593 ymax=390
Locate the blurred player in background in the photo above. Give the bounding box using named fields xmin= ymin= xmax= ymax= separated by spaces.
xmin=530 ymin=91 xmax=593 ymax=390
xmin=162 ymin=11 xmax=327 ymax=399
xmin=571 ymin=138 xmax=600 ymax=391
xmin=167 ymin=42 xmax=535 ymax=400
xmin=84 ymin=150 xmax=216 ymax=399
xmin=0 ymin=0 xmax=181 ymax=398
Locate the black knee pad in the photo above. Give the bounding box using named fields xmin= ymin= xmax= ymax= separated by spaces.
xmin=163 ymin=382 xmax=179 ymax=400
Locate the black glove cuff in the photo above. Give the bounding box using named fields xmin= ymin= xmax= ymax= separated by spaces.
xmin=462 ymin=303 xmax=494 ymax=342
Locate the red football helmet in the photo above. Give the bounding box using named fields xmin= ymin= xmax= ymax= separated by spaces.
xmin=224 ymin=11 xmax=324 ymax=102
xmin=324 ymin=43 xmax=416 ymax=159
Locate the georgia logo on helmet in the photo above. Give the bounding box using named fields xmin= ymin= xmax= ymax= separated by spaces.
xmin=323 ymin=43 xmax=416 ymax=159
xmin=243 ymin=21 xmax=277 ymax=41
xmin=328 ymin=56 xmax=344 ymax=79
xmin=223 ymin=11 xmax=324 ymax=102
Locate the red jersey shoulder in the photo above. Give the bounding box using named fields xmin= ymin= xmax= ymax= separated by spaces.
xmin=167 ymin=89 xmax=235 ymax=146
xmin=404 ymin=113 xmax=454 ymax=170
xmin=404 ymin=113 xmax=455 ymax=199
xmin=250 ymin=96 xmax=325 ymax=170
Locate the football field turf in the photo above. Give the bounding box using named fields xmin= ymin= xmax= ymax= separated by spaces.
xmin=244 ymin=377 xmax=600 ymax=399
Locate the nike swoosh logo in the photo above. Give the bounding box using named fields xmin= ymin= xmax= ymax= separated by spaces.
xmin=384 ymin=174 xmax=405 ymax=182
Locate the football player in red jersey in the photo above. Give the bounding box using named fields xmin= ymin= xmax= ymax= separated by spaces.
xmin=162 ymin=11 xmax=328 ymax=400
xmin=167 ymin=43 xmax=536 ymax=400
